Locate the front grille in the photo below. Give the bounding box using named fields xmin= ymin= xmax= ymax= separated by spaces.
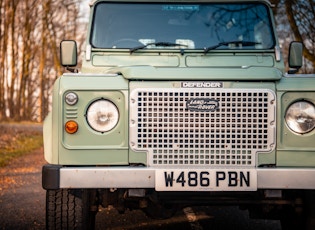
xmin=130 ymin=87 xmax=276 ymax=167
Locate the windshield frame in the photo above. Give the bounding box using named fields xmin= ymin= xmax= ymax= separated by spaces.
xmin=90 ymin=1 xmax=276 ymax=52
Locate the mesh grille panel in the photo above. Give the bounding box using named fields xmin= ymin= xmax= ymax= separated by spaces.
xmin=130 ymin=88 xmax=276 ymax=167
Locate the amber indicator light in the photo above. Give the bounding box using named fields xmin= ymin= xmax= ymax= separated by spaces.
xmin=65 ymin=120 xmax=78 ymax=134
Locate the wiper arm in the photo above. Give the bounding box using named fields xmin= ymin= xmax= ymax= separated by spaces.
xmin=204 ymin=41 xmax=261 ymax=54
xmin=130 ymin=42 xmax=187 ymax=54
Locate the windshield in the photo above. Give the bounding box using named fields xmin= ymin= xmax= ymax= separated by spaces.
xmin=91 ymin=2 xmax=275 ymax=50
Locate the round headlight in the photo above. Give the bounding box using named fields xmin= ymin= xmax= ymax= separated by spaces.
xmin=86 ymin=99 xmax=119 ymax=132
xmin=285 ymin=101 xmax=315 ymax=134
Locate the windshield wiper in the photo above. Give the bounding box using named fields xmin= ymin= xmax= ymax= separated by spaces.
xmin=130 ymin=42 xmax=187 ymax=54
xmin=204 ymin=41 xmax=261 ymax=54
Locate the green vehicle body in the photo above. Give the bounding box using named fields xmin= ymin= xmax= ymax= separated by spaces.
xmin=42 ymin=0 xmax=315 ymax=229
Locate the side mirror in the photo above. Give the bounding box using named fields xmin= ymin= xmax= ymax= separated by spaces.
xmin=60 ymin=40 xmax=77 ymax=67
xmin=288 ymin=41 xmax=303 ymax=74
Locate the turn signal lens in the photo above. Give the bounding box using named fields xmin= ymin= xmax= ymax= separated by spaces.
xmin=65 ymin=120 xmax=78 ymax=134
xmin=285 ymin=101 xmax=315 ymax=134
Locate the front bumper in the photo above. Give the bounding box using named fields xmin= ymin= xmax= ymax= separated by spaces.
xmin=42 ymin=165 xmax=315 ymax=190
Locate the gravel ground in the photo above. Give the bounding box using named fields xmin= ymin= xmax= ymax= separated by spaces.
xmin=0 ymin=147 xmax=46 ymax=229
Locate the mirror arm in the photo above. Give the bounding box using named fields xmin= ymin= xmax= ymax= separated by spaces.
xmin=66 ymin=66 xmax=78 ymax=73
xmin=288 ymin=69 xmax=299 ymax=74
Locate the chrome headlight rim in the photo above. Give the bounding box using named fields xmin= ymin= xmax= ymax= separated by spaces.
xmin=285 ymin=100 xmax=315 ymax=134
xmin=86 ymin=99 xmax=119 ymax=133
xmin=65 ymin=92 xmax=78 ymax=106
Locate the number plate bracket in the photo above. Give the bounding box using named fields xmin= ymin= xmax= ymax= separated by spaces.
xmin=155 ymin=169 xmax=257 ymax=191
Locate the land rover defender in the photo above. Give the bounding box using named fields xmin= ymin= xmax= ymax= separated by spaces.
xmin=42 ymin=0 xmax=315 ymax=229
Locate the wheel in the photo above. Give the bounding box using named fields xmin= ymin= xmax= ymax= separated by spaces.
xmin=280 ymin=208 xmax=304 ymax=230
xmin=305 ymin=191 xmax=315 ymax=230
xmin=281 ymin=191 xmax=315 ymax=230
xmin=46 ymin=189 xmax=97 ymax=230
xmin=112 ymin=38 xmax=143 ymax=48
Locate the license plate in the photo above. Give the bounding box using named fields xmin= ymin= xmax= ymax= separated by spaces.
xmin=155 ymin=169 xmax=257 ymax=191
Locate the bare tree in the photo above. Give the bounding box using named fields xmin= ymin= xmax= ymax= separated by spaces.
xmin=0 ymin=0 xmax=85 ymax=122
xmin=0 ymin=0 xmax=8 ymax=120
xmin=271 ymin=0 xmax=315 ymax=73
xmin=285 ymin=0 xmax=315 ymax=72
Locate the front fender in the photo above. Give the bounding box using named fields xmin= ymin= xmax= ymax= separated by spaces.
xmin=43 ymin=112 xmax=53 ymax=163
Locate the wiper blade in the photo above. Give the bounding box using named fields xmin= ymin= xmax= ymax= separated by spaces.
xmin=130 ymin=42 xmax=187 ymax=54
xmin=204 ymin=41 xmax=261 ymax=54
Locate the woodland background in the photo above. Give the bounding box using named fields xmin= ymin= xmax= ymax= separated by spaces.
xmin=0 ymin=0 xmax=314 ymax=122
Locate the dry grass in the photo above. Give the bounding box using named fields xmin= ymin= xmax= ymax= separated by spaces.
xmin=0 ymin=123 xmax=43 ymax=167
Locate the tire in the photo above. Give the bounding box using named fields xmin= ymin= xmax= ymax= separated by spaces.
xmin=281 ymin=191 xmax=315 ymax=230
xmin=280 ymin=208 xmax=304 ymax=230
xmin=46 ymin=189 xmax=97 ymax=230
xmin=305 ymin=191 xmax=315 ymax=230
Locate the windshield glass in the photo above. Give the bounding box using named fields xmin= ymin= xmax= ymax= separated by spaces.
xmin=91 ymin=2 xmax=275 ymax=50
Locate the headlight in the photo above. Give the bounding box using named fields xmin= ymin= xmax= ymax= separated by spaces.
xmin=86 ymin=99 xmax=119 ymax=132
xmin=285 ymin=101 xmax=315 ymax=134
xmin=65 ymin=92 xmax=78 ymax=105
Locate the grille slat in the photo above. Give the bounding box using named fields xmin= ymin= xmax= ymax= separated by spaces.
xmin=130 ymin=87 xmax=276 ymax=167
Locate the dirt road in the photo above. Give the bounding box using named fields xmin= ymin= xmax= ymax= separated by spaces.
xmin=0 ymin=147 xmax=46 ymax=229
